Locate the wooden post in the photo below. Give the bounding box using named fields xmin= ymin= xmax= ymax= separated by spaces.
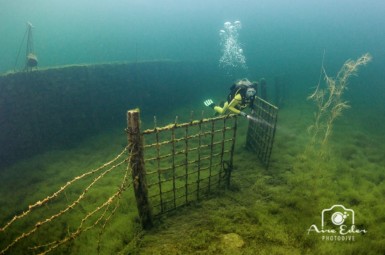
xmin=127 ymin=109 xmax=153 ymax=229
xmin=260 ymin=78 xmax=267 ymax=101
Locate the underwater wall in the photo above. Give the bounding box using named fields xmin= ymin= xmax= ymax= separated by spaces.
xmin=0 ymin=61 xmax=225 ymax=169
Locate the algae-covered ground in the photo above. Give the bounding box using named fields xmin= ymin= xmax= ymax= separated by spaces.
xmin=1 ymin=82 xmax=385 ymax=254
xmin=130 ymin=99 xmax=385 ymax=255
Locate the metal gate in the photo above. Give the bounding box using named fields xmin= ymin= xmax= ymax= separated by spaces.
xmin=246 ymin=96 xmax=278 ymax=169
xmin=127 ymin=110 xmax=237 ymax=227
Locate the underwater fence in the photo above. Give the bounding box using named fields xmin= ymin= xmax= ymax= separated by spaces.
xmin=127 ymin=109 xmax=238 ymax=228
xmin=0 ymin=103 xmax=277 ymax=254
xmin=246 ymin=96 xmax=278 ymax=169
xmin=0 ymin=147 xmax=131 ymax=255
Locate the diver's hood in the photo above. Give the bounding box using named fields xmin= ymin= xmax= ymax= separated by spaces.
xmin=236 ymin=78 xmax=252 ymax=86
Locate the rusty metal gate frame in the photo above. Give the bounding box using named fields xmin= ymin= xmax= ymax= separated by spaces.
xmin=142 ymin=114 xmax=237 ymax=217
xmin=127 ymin=109 xmax=238 ymax=226
xmin=246 ymin=96 xmax=278 ymax=169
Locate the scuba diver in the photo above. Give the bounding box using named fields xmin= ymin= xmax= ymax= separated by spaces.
xmin=204 ymin=78 xmax=258 ymax=118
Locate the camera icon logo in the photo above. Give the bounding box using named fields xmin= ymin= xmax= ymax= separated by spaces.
xmin=322 ymin=205 xmax=355 ymax=228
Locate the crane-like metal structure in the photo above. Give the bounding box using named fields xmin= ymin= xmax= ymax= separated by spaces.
xmin=14 ymin=22 xmax=38 ymax=72
xmin=25 ymin=22 xmax=38 ymax=70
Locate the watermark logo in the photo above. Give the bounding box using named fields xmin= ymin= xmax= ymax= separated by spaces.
xmin=307 ymin=204 xmax=367 ymax=242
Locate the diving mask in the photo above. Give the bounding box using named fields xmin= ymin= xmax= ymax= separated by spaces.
xmin=246 ymin=88 xmax=256 ymax=98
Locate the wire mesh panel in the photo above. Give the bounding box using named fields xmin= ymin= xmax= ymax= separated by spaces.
xmin=142 ymin=115 xmax=237 ymax=216
xmin=246 ymin=96 xmax=278 ymax=169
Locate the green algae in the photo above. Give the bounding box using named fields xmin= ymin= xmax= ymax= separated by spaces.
xmin=1 ymin=86 xmax=385 ymax=254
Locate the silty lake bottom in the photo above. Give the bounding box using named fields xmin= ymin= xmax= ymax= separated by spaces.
xmin=0 ymin=60 xmax=384 ymax=255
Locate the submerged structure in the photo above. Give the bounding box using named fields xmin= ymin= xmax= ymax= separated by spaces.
xmin=25 ymin=22 xmax=38 ymax=70
xmin=14 ymin=22 xmax=38 ymax=72
xmin=0 ymin=60 xmax=279 ymax=254
xmin=0 ymin=61 xmax=226 ymax=168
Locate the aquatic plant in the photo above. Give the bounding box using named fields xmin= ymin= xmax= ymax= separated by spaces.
xmin=307 ymin=52 xmax=372 ymax=151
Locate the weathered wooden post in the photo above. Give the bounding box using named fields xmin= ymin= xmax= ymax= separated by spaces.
xmin=127 ymin=109 xmax=153 ymax=229
xmin=260 ymin=78 xmax=267 ymax=101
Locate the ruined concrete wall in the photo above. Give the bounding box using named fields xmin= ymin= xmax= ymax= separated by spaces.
xmin=0 ymin=61 xmax=224 ymax=168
